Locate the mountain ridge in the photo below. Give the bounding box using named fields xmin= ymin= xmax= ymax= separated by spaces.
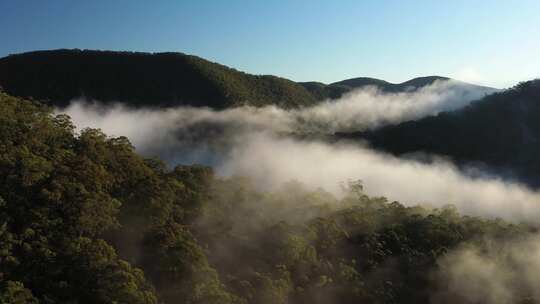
xmin=0 ymin=49 xmax=495 ymax=109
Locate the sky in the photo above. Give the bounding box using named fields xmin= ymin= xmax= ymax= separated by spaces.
xmin=1 ymin=0 xmax=539 ymax=88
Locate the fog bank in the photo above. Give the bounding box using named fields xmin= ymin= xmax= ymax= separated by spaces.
xmin=58 ymin=81 xmax=540 ymax=222
xmin=434 ymin=236 xmax=540 ymax=303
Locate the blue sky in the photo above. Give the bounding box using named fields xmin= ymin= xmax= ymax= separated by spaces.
xmin=1 ymin=0 xmax=539 ymax=88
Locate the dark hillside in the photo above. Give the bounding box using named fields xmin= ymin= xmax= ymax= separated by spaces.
xmin=0 ymin=49 xmax=318 ymax=109
xmin=354 ymin=80 xmax=540 ymax=185
xmin=0 ymin=50 xmax=496 ymax=109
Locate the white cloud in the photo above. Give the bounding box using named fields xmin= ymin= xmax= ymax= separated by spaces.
xmin=57 ymin=80 xmax=540 ymax=223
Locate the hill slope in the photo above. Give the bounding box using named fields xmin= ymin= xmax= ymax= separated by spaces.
xmin=353 ymin=80 xmax=540 ymax=185
xmin=0 ymin=49 xmax=495 ymax=109
xmin=0 ymin=49 xmax=318 ymax=109
xmin=0 ymin=91 xmax=535 ymax=304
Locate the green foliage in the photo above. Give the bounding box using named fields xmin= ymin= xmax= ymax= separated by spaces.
xmin=53 ymin=238 xmax=157 ymax=304
xmin=0 ymin=281 xmax=38 ymax=304
xmin=192 ymin=176 xmax=531 ymax=304
xmin=0 ymin=50 xmax=319 ymax=109
xmin=0 ymin=92 xmax=536 ymax=303
xmin=0 ymin=92 xmax=228 ymax=303
xmin=139 ymin=223 xmax=237 ymax=304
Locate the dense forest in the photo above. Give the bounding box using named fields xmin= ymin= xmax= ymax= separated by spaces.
xmin=0 ymin=50 xmax=318 ymax=109
xmin=0 ymin=50 xmax=493 ymax=109
xmin=1 ymin=91 xmax=539 ymax=304
xmin=351 ymin=79 xmax=540 ymax=186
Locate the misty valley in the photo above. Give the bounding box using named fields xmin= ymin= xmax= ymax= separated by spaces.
xmin=1 ymin=50 xmax=540 ymax=304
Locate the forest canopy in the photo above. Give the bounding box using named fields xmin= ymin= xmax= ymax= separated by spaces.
xmin=0 ymin=50 xmax=319 ymax=109
xmin=0 ymin=91 xmax=538 ymax=304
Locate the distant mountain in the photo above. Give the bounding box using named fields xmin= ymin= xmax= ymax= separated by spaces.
xmin=300 ymin=76 xmax=497 ymax=99
xmin=298 ymin=77 xmax=394 ymax=100
xmin=0 ymin=49 xmax=495 ymax=109
xmin=0 ymin=49 xmax=318 ymax=109
xmin=331 ymin=76 xmax=394 ymax=89
xmin=349 ymin=80 xmax=540 ymax=185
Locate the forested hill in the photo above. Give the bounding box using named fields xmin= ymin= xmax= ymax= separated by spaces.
xmin=1 ymin=91 xmax=536 ymax=303
xmin=0 ymin=49 xmax=493 ymax=109
xmin=354 ymin=80 xmax=540 ymax=185
xmin=299 ymin=76 xmax=496 ymax=100
xmin=0 ymin=49 xmax=318 ymax=109
xmin=299 ymin=76 xmax=447 ymax=100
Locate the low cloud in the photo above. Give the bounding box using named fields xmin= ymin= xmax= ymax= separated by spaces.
xmin=57 ymin=80 xmax=539 ymax=223
xmin=218 ymin=132 xmax=540 ymax=222
xmin=62 ymin=79 xmax=494 ymax=139
xmin=290 ymin=79 xmax=494 ymax=133
xmin=433 ymin=236 xmax=540 ymax=303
